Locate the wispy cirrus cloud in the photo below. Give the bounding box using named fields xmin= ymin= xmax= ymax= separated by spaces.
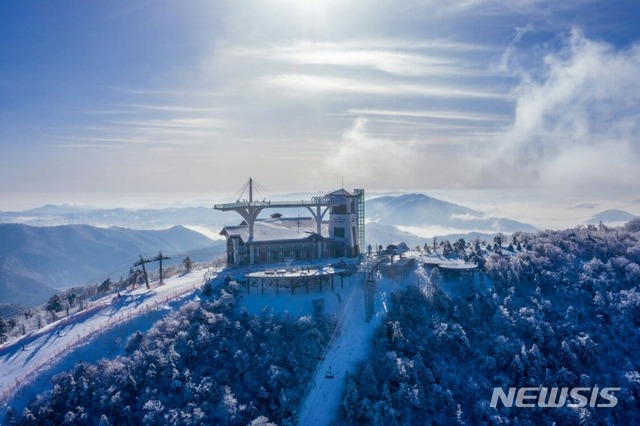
xmin=411 ymin=0 xmax=593 ymax=17
xmin=48 ymin=135 xmax=150 ymax=148
xmin=113 ymin=117 xmax=228 ymax=129
xmin=106 ymin=86 xmax=222 ymax=98
xmin=233 ymin=40 xmax=494 ymax=77
xmin=48 ymin=112 xmax=230 ymax=151
xmin=75 ymin=103 xmax=223 ymax=116
xmin=348 ymin=108 xmax=508 ymax=122
xmin=262 ymin=73 xmax=509 ymax=100
xmin=128 ymin=104 xmax=222 ymax=113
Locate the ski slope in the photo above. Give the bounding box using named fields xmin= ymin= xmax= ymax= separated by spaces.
xmin=297 ymin=274 xmax=395 ymax=426
xmin=0 ymin=267 xmax=216 ymax=411
xmin=1 ymin=259 xmax=402 ymax=425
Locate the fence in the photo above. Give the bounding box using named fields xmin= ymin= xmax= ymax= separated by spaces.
xmin=0 ymin=284 xmax=199 ymax=407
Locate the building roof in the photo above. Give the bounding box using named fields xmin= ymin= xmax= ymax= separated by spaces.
xmin=220 ymin=217 xmax=328 ymax=243
xmin=326 ymin=188 xmax=353 ymax=197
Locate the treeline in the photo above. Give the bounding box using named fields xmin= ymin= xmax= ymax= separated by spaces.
xmin=340 ymin=223 xmax=640 ymax=424
xmin=11 ymin=280 xmax=335 ymax=425
xmin=0 ymin=259 xmax=195 ymax=346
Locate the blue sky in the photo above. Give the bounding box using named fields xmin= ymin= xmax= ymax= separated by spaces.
xmin=1 ymin=0 xmax=640 ymax=209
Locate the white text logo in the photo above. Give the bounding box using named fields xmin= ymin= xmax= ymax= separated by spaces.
xmin=490 ymin=387 xmax=620 ymax=408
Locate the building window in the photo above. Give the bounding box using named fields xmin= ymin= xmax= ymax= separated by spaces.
xmin=333 ymin=205 xmax=347 ymax=214
xmin=334 ymin=227 xmax=345 ymax=237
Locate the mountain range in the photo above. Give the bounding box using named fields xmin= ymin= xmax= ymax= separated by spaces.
xmin=0 ymin=204 xmax=239 ymax=231
xmin=0 ymin=224 xmax=223 ymax=306
xmin=364 ymin=193 xmax=538 ymax=245
xmin=586 ymin=209 xmax=638 ymax=225
xmin=1 ymin=194 xmax=539 ymax=244
xmin=3 ymin=193 xmax=636 ymax=307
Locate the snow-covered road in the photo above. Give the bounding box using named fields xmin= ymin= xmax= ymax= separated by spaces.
xmin=297 ymin=275 xmax=393 ymax=426
xmin=0 ymin=267 xmax=215 ymax=410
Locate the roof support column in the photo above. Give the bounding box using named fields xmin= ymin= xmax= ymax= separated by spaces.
xmin=306 ymin=205 xmax=331 ymax=236
xmin=236 ymin=206 xmax=263 ymax=243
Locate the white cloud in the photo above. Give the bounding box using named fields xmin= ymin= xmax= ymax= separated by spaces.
xmin=478 ymin=29 xmax=640 ymax=196
xmin=348 ymin=108 xmax=507 ymax=122
xmin=234 ymin=40 xmax=491 ymax=77
xmin=326 ymin=118 xmax=421 ymax=183
xmin=114 ymin=118 xmax=228 ymax=129
xmin=325 ymin=118 xmax=476 ymax=190
xmin=263 ymin=73 xmax=508 ymax=100
xmin=414 ymin=0 xmax=590 ymax=17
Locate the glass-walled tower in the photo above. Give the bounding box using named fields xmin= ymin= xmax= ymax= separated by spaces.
xmin=354 ymin=189 xmax=365 ymax=254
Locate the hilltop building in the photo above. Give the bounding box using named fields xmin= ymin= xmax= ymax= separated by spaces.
xmin=215 ymin=180 xmax=364 ymax=266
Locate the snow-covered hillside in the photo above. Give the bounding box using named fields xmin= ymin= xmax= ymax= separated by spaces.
xmin=297 ymin=273 xmax=395 ymax=426
xmin=0 ymin=224 xmax=224 ymax=306
xmin=1 ymin=252 xmax=404 ymax=425
xmin=4 ymin=223 xmax=640 ymax=424
xmin=0 ymin=267 xmax=217 ymax=412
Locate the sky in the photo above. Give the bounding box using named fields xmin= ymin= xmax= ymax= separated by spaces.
xmin=1 ymin=0 xmax=640 ymax=213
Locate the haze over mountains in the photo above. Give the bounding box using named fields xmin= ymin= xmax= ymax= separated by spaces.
xmin=365 ymin=193 xmax=538 ymax=245
xmin=1 ymin=192 xmax=637 ymax=307
xmin=0 ymin=224 xmax=223 ymax=306
xmin=0 ymin=205 xmax=238 ymax=236
xmin=1 ymin=193 xmax=635 ymax=237
xmin=586 ymin=209 xmax=639 ymax=225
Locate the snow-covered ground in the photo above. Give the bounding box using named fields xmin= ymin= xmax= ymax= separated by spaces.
xmin=295 ymin=273 xmax=397 ymax=426
xmin=1 ymin=256 xmax=407 ymax=425
xmin=0 ymin=267 xmax=217 ymax=412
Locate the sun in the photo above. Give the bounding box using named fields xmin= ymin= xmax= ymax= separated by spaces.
xmin=274 ymin=0 xmax=332 ymax=28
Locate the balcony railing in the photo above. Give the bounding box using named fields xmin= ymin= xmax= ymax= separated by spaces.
xmin=214 ymin=196 xmax=333 ymax=210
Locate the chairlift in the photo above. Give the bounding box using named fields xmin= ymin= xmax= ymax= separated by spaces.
xmin=325 ymin=367 xmax=334 ymax=379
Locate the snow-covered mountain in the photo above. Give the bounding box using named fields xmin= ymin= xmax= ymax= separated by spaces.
xmin=586 ymin=209 xmax=638 ymax=225
xmin=2 ymin=194 xmax=538 ymax=250
xmin=365 ymin=193 xmax=537 ymax=245
xmin=367 ymin=193 xmax=536 ymax=232
xmin=4 ymin=225 xmax=639 ymax=425
xmin=367 ymin=193 xmax=482 ymax=225
xmin=0 ymin=205 xmax=239 ymax=233
xmin=365 ymin=222 xmax=424 ymax=247
xmin=0 ymin=224 xmax=224 ymax=306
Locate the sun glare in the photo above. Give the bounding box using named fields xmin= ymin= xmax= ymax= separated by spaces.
xmin=274 ymin=0 xmax=331 ymax=29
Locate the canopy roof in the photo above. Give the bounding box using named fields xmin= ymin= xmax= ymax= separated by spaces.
xmin=220 ymin=217 xmax=328 ymax=243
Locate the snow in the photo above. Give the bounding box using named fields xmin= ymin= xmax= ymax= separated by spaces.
xmin=222 ymin=217 xmax=329 ymax=242
xmin=235 ymin=260 xmax=398 ymax=426
xmin=1 ymin=255 xmax=400 ymax=425
xmin=240 ymin=269 xmax=352 ymax=317
xmin=0 ymin=267 xmax=217 ymax=412
xmin=295 ymin=274 xmax=396 ymax=426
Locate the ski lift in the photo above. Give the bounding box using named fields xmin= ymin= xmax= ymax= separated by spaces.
xmin=325 ymin=367 xmax=334 ymax=379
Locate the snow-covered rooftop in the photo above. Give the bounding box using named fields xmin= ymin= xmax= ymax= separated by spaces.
xmin=245 ymin=266 xmax=344 ymax=279
xmin=220 ymin=217 xmax=328 ymax=242
xmin=327 ymin=188 xmax=353 ymax=197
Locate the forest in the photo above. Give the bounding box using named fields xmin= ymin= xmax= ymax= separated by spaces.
xmin=340 ymin=222 xmax=640 ymax=424
xmin=7 ymin=222 xmax=640 ymax=425
xmin=10 ymin=280 xmax=335 ymax=425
